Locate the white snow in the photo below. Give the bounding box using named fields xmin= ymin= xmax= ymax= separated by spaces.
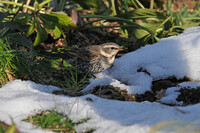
xmin=1 ymin=27 xmax=200 ymax=133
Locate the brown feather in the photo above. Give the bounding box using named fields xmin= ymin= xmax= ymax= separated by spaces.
xmin=67 ymin=45 xmax=100 ymax=61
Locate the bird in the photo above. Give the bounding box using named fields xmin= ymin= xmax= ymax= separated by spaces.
xmin=62 ymin=42 xmax=124 ymax=74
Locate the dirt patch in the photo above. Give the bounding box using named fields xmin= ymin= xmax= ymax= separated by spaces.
xmin=88 ymin=77 xmax=200 ymax=106
xmin=177 ymin=87 xmax=200 ymax=106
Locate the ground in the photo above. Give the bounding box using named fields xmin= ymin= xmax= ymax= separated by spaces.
xmin=39 ymin=27 xmax=200 ymax=107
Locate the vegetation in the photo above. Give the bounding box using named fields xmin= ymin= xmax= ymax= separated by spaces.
xmin=0 ymin=0 xmax=199 ymax=86
xmin=0 ymin=39 xmax=35 ymax=85
xmin=24 ymin=111 xmax=90 ymax=133
xmin=0 ymin=0 xmax=200 ymax=131
xmin=0 ymin=122 xmax=19 ymax=133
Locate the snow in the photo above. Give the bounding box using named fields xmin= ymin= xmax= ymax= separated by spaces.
xmin=1 ymin=27 xmax=200 ymax=132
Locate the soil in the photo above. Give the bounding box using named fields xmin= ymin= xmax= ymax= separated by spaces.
xmin=177 ymin=87 xmax=200 ymax=106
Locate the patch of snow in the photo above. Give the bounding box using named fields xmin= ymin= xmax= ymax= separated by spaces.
xmin=160 ymin=81 xmax=200 ymax=105
xmin=1 ymin=80 xmax=200 ymax=133
xmin=81 ymin=26 xmax=200 ymax=94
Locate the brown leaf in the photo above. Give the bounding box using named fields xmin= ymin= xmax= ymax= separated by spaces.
xmin=70 ymin=10 xmax=78 ymax=25
xmin=155 ymin=89 xmax=165 ymax=100
xmin=5 ymin=69 xmax=15 ymax=81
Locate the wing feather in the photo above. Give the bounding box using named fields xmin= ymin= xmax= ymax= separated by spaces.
xmin=62 ymin=45 xmax=100 ymax=61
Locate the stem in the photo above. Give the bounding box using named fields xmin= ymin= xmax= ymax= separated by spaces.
xmin=0 ymin=1 xmax=34 ymax=11
xmin=24 ymin=0 xmax=31 ymax=13
xmin=150 ymin=0 xmax=154 ymax=9
xmin=135 ymin=0 xmax=145 ymax=9
xmin=11 ymin=0 xmax=26 ymax=21
xmin=130 ymin=0 xmax=138 ymax=9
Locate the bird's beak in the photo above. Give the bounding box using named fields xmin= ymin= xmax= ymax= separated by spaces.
xmin=116 ymin=47 xmax=124 ymax=51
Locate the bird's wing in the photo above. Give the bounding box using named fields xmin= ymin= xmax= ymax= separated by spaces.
xmin=65 ymin=46 xmax=100 ymax=61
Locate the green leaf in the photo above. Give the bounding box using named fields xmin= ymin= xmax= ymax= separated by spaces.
xmin=39 ymin=14 xmax=57 ymax=30
xmin=123 ymin=0 xmax=130 ymax=12
xmin=33 ymin=18 xmax=48 ymax=46
xmin=40 ymin=13 xmax=76 ymax=29
xmin=136 ymin=34 xmax=152 ymax=45
xmin=0 ymin=21 xmax=29 ymax=31
xmin=132 ymin=28 xmax=150 ymax=39
xmin=0 ymin=124 xmax=5 ymax=133
xmin=156 ymin=15 xmax=172 ymax=31
xmin=82 ymin=14 xmax=142 ymax=26
xmin=0 ymin=12 xmax=9 ymax=22
xmin=39 ymin=14 xmax=63 ymax=39
xmin=138 ymin=22 xmax=162 ymax=33
xmin=53 ymin=26 xmax=61 ymax=39
xmin=15 ymin=16 xmax=32 ymax=25
xmin=114 ymin=0 xmax=121 ymax=15
xmin=14 ymin=13 xmax=32 ymax=20
xmin=167 ymin=0 xmax=172 ymax=9
xmin=51 ymin=12 xmax=76 ymax=28
xmin=116 ymin=9 xmax=166 ymax=19
xmin=180 ymin=6 xmax=188 ymax=17
xmin=50 ymin=58 xmax=61 ymax=68
xmin=63 ymin=60 xmax=72 ymax=68
xmin=5 ymin=123 xmax=16 ymax=133
xmin=39 ymin=15 xmax=62 ymax=39
xmin=27 ymin=23 xmax=35 ymax=36
xmin=54 ymin=0 xmax=67 ymax=11
xmin=130 ymin=0 xmax=139 ymax=9
xmin=8 ymin=33 xmax=34 ymax=51
xmin=73 ymin=0 xmax=102 ymax=11
xmin=0 ymin=28 xmax=9 ymax=37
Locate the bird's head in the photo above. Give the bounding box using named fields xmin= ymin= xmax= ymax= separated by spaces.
xmin=99 ymin=42 xmax=124 ymax=58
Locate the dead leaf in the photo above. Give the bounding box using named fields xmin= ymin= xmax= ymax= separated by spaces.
xmin=155 ymin=89 xmax=165 ymax=100
xmin=5 ymin=69 xmax=15 ymax=81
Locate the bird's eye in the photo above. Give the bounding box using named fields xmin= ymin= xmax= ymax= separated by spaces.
xmin=111 ymin=47 xmax=116 ymax=50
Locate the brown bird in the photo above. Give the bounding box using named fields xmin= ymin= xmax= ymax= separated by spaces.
xmin=63 ymin=42 xmax=124 ymax=74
